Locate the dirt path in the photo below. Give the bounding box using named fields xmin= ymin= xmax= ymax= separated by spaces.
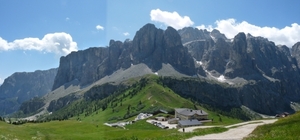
xmin=187 ymin=119 xmax=277 ymax=140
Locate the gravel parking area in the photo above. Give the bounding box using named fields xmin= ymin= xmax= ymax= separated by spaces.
xmin=147 ymin=119 xmax=277 ymax=140
xmin=146 ymin=119 xmax=177 ymax=129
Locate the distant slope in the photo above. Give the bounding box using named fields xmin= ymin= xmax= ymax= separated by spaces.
xmin=45 ymin=74 xmax=194 ymax=121
xmin=0 ymin=68 xmax=57 ymax=115
xmin=246 ymin=112 xmax=300 ymax=139
xmin=44 ymin=74 xmax=242 ymax=125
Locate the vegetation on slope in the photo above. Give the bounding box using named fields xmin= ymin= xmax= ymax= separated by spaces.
xmin=245 ymin=112 xmax=300 ymax=140
xmin=45 ymin=74 xmax=241 ymax=124
xmin=0 ymin=74 xmax=246 ymax=139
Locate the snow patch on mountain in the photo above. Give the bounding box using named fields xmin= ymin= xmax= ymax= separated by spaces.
xmin=205 ymin=70 xmax=233 ymax=85
xmin=196 ymin=61 xmax=203 ymax=65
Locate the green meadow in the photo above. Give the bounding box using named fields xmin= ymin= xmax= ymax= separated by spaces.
xmin=0 ymin=120 xmax=229 ymax=140
xmin=245 ymin=112 xmax=300 ymax=140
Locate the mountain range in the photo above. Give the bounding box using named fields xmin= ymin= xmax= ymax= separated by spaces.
xmin=0 ymin=69 xmax=57 ymax=115
xmin=1 ymin=23 xmax=300 ymax=117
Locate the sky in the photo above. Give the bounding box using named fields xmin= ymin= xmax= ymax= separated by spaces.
xmin=0 ymin=0 xmax=300 ymax=84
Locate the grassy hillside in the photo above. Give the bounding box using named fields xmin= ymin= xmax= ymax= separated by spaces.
xmin=45 ymin=75 xmax=241 ymax=124
xmin=0 ymin=74 xmax=242 ymax=139
xmin=245 ymin=112 xmax=300 ymax=140
xmin=79 ymin=75 xmax=241 ymax=124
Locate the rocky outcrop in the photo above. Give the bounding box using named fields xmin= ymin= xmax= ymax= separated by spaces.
xmin=180 ymin=28 xmax=231 ymax=75
xmin=178 ymin=27 xmax=212 ymax=44
xmin=210 ymin=29 xmax=227 ymax=41
xmin=163 ymin=27 xmax=196 ymax=75
xmin=225 ymin=32 xmax=255 ymax=78
xmin=52 ymin=24 xmax=196 ymax=90
xmin=130 ymin=24 xmax=196 ymax=75
xmin=203 ymin=38 xmax=230 ymax=73
xmin=0 ymin=68 xmax=57 ymax=115
xmin=52 ymin=47 xmax=110 ymax=90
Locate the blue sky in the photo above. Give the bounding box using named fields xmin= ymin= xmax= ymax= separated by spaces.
xmin=0 ymin=0 xmax=300 ymax=84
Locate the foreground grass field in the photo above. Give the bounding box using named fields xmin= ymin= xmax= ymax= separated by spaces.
xmin=0 ymin=119 xmax=228 ymax=140
xmin=245 ymin=111 xmax=300 ymax=140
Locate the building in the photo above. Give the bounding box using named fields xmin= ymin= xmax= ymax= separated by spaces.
xmin=275 ymin=112 xmax=289 ymax=118
xmin=178 ymin=119 xmax=202 ymax=128
xmin=168 ymin=118 xmax=179 ymax=124
xmin=155 ymin=116 xmax=166 ymax=121
xmin=135 ymin=113 xmax=153 ymax=121
xmin=175 ymin=108 xmax=208 ymax=121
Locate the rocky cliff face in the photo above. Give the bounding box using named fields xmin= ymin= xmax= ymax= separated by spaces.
xmin=0 ymin=68 xmax=57 ymax=115
xmin=160 ymin=77 xmax=293 ymax=115
xmin=130 ymin=24 xmax=195 ymax=74
xmin=52 ymin=47 xmax=110 ymax=90
xmin=52 ymin=24 xmax=196 ymax=90
xmin=178 ymin=27 xmax=212 ymax=44
xmin=178 ymin=27 xmax=300 ymax=114
xmin=180 ymin=28 xmax=300 ymax=78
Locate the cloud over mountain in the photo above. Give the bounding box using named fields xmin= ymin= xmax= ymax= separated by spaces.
xmin=197 ymin=18 xmax=300 ymax=47
xmin=150 ymin=9 xmax=194 ymax=30
xmin=149 ymin=9 xmax=299 ymax=47
xmin=0 ymin=32 xmax=78 ymax=56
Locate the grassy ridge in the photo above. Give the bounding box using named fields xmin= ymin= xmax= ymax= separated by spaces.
xmin=245 ymin=112 xmax=300 ymax=140
xmin=0 ymin=74 xmax=242 ymax=139
xmin=79 ymin=75 xmax=241 ymax=125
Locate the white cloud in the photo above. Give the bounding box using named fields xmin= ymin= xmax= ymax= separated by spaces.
xmin=65 ymin=17 xmax=70 ymax=21
xmin=196 ymin=18 xmax=300 ymax=47
xmin=150 ymin=9 xmax=194 ymax=30
xmin=96 ymin=25 xmax=104 ymax=30
xmin=0 ymin=78 xmax=3 ymax=85
xmin=0 ymin=32 xmax=78 ymax=56
xmin=123 ymin=32 xmax=130 ymax=36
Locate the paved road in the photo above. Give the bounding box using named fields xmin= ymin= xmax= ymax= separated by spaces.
xmin=187 ymin=119 xmax=277 ymax=140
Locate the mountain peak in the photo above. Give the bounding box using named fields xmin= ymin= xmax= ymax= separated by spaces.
xmin=246 ymin=33 xmax=253 ymax=38
xmin=0 ymin=68 xmax=57 ymax=115
xmin=234 ymin=32 xmax=247 ymax=40
xmin=164 ymin=26 xmax=182 ymax=47
xmin=210 ymin=29 xmax=227 ymax=41
xmin=136 ymin=23 xmax=157 ymax=33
